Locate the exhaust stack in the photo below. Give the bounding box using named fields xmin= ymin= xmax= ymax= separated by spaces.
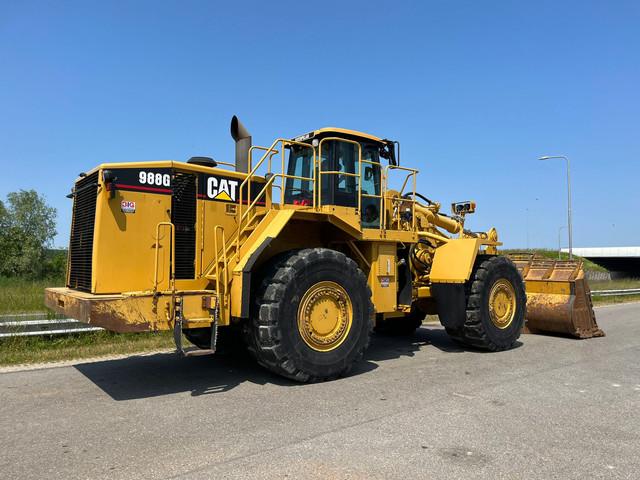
xmin=230 ymin=115 xmax=252 ymax=173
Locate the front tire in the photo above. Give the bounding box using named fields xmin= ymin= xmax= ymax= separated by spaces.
xmin=244 ymin=248 xmax=373 ymax=382
xmin=446 ymin=255 xmax=526 ymax=351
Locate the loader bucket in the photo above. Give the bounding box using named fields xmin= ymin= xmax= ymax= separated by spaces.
xmin=508 ymin=254 xmax=605 ymax=339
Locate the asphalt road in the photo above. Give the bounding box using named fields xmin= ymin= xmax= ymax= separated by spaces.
xmin=1 ymin=303 xmax=639 ymax=480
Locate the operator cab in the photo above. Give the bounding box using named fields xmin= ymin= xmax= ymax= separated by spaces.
xmin=284 ymin=128 xmax=397 ymax=229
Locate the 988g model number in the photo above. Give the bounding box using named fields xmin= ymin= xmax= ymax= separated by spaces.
xmin=138 ymin=171 xmax=171 ymax=187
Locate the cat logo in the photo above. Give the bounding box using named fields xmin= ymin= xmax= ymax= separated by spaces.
xmin=207 ymin=176 xmax=239 ymax=202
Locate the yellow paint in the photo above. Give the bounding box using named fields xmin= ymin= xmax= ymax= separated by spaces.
xmin=56 ymin=126 xmax=511 ymax=336
xmin=297 ymin=281 xmax=353 ymax=351
xmin=301 ymin=127 xmax=384 ymax=144
xmin=417 ymin=286 xmax=432 ymax=298
xmin=93 ymin=186 xmax=173 ymax=293
xmin=366 ymin=242 xmax=397 ymax=313
xmin=488 ymin=279 xmax=517 ymax=329
xmin=214 ymin=190 xmax=233 ymax=201
xmin=430 ymin=238 xmax=483 ymax=283
xmin=229 ymin=209 xmax=295 ymax=318
xmin=524 ymin=280 xmax=572 ymax=295
xmin=44 ymin=287 xmax=213 ymax=332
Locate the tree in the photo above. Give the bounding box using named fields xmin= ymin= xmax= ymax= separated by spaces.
xmin=0 ymin=190 xmax=57 ymax=278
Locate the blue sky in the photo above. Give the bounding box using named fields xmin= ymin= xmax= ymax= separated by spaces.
xmin=1 ymin=0 xmax=638 ymax=249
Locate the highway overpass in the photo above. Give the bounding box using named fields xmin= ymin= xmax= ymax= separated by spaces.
xmin=564 ymin=247 xmax=640 ymax=278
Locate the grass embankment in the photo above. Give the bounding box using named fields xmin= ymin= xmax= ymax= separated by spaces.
xmin=501 ymin=248 xmax=608 ymax=272
xmin=0 ymin=331 xmax=174 ymax=367
xmin=0 ymin=277 xmax=62 ymax=314
xmin=0 ymin=276 xmax=175 ymax=367
xmin=590 ymin=278 xmax=640 ymax=306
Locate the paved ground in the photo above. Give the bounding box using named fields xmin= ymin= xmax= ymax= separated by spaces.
xmin=1 ymin=303 xmax=639 ymax=480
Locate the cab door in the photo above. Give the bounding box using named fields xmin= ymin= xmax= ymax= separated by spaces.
xmin=360 ymin=145 xmax=382 ymax=229
xmin=319 ymin=140 xmax=359 ymax=208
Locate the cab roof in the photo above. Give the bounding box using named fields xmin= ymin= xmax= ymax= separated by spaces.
xmin=292 ymin=127 xmax=384 ymax=144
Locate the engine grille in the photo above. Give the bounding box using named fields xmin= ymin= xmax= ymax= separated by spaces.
xmin=172 ymin=172 xmax=197 ymax=279
xmin=68 ymin=171 xmax=99 ymax=291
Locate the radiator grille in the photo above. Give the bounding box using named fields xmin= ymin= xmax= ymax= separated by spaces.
xmin=68 ymin=171 xmax=99 ymax=291
xmin=172 ymin=172 xmax=197 ymax=279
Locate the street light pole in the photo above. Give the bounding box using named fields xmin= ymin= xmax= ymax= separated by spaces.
xmin=558 ymin=225 xmax=566 ymax=259
xmin=539 ymin=155 xmax=573 ymax=260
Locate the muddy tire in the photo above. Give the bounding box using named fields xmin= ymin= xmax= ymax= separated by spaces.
xmin=446 ymin=255 xmax=526 ymax=351
xmin=244 ymin=248 xmax=373 ymax=382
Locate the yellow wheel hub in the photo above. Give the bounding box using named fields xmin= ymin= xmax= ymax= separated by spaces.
xmin=297 ymin=281 xmax=353 ymax=352
xmin=488 ymin=278 xmax=517 ymax=329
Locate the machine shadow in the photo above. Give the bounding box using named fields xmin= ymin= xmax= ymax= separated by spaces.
xmin=75 ymin=325 xmax=518 ymax=401
xmin=366 ymin=324 xmax=523 ymax=360
xmin=74 ymin=349 xmax=380 ymax=401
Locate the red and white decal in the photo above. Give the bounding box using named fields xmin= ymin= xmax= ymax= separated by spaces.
xmin=121 ymin=200 xmax=136 ymax=213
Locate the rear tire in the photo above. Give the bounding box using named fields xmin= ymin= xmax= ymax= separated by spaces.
xmin=446 ymin=255 xmax=525 ymax=351
xmin=244 ymin=248 xmax=373 ymax=382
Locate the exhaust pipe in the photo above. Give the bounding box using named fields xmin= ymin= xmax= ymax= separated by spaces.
xmin=230 ymin=115 xmax=252 ymax=173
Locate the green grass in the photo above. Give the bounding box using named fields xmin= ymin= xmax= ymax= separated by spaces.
xmin=592 ymin=294 xmax=640 ymax=306
xmin=589 ymin=278 xmax=640 ymax=290
xmin=0 ymin=275 xmax=177 ymax=366
xmin=0 ymin=331 xmax=175 ymax=367
xmin=589 ymin=278 xmax=640 ymax=306
xmin=0 ymin=276 xmax=64 ymax=314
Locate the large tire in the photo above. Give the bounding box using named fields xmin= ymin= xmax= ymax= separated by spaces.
xmin=446 ymin=255 xmax=526 ymax=351
xmin=374 ymin=308 xmax=425 ymax=336
xmin=244 ymin=248 xmax=373 ymax=382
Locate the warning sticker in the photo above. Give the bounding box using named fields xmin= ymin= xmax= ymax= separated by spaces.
xmin=121 ymin=200 xmax=136 ymax=213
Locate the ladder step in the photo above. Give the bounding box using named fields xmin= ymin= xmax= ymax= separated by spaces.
xmin=181 ymin=347 xmax=214 ymax=357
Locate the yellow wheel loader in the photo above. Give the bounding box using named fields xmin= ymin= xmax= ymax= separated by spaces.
xmin=45 ymin=117 xmax=603 ymax=382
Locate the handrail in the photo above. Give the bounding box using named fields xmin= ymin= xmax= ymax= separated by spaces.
xmin=248 ymin=145 xmax=279 ymax=172
xmin=217 ymin=135 xmax=420 ymax=280
xmin=153 ymin=222 xmax=175 ymax=292
xmin=383 ymin=165 xmax=418 ymax=232
xmin=213 ymin=225 xmax=228 ymax=317
xmin=214 ymin=160 xmax=236 ymax=169
xmin=236 ymin=138 xmax=315 ymax=259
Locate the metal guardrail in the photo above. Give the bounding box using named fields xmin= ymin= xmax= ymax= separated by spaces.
xmin=0 ymin=313 xmax=103 ymax=338
xmin=591 ymin=288 xmax=640 ymax=297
